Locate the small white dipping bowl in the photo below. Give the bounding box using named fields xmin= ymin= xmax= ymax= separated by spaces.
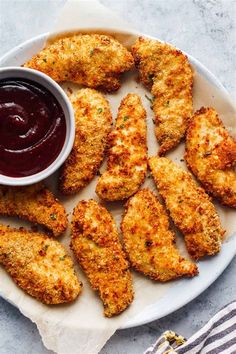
xmin=0 ymin=67 xmax=75 ymax=186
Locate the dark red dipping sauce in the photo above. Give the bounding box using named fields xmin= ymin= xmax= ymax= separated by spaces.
xmin=0 ymin=79 xmax=66 ymax=177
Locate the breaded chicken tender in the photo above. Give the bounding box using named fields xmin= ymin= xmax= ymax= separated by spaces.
xmin=59 ymin=89 xmax=112 ymax=194
xmin=24 ymin=34 xmax=134 ymax=92
xmin=149 ymin=157 xmax=224 ymax=260
xmin=121 ymin=189 xmax=198 ymax=281
xmin=0 ymin=225 xmax=82 ymax=304
xmin=71 ymin=200 xmax=133 ymax=317
xmin=96 ymin=94 xmax=147 ymax=201
xmin=0 ymin=183 xmax=67 ymax=237
xmin=185 ymin=107 xmax=236 ymax=208
xmin=132 ymin=37 xmax=193 ymax=155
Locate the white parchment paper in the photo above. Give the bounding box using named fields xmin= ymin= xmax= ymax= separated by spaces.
xmin=0 ymin=1 xmax=236 ymax=354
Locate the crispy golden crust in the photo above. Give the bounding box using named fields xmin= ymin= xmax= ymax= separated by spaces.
xmin=185 ymin=107 xmax=236 ymax=208
xmin=59 ymin=89 xmax=112 ymax=195
xmin=24 ymin=34 xmax=134 ymax=92
xmin=71 ymin=200 xmax=134 ymax=317
xmin=132 ymin=37 xmax=193 ymax=155
xmin=0 ymin=183 xmax=68 ymax=237
xmin=96 ymin=93 xmax=147 ymax=201
xmin=121 ymin=189 xmax=198 ymax=281
xmin=0 ymin=225 xmax=82 ymax=304
xmin=149 ymin=157 xmax=224 ymax=260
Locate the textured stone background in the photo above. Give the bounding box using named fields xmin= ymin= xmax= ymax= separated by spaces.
xmin=0 ymin=1 xmax=235 ymax=353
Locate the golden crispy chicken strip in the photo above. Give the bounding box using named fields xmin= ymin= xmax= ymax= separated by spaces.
xmin=121 ymin=189 xmax=198 ymax=281
xmin=185 ymin=107 xmax=236 ymax=208
xmin=96 ymin=93 xmax=147 ymax=201
xmin=71 ymin=200 xmax=133 ymax=317
xmin=24 ymin=34 xmax=134 ymax=92
xmin=0 ymin=225 xmax=82 ymax=304
xmin=0 ymin=183 xmax=67 ymax=237
xmin=132 ymin=37 xmax=193 ymax=155
xmin=59 ymin=89 xmax=112 ymax=194
xmin=149 ymin=157 xmax=224 ymax=260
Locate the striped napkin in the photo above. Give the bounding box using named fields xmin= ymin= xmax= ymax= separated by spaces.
xmin=144 ymin=301 xmax=236 ymax=354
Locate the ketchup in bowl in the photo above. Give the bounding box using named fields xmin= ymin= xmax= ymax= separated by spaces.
xmin=0 ymin=79 xmax=66 ymax=177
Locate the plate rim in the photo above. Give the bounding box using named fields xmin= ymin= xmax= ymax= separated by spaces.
xmin=0 ymin=29 xmax=235 ymax=330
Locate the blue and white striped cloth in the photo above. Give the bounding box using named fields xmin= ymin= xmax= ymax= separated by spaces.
xmin=144 ymin=301 xmax=236 ymax=354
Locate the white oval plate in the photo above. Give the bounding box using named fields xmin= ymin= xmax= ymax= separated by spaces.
xmin=0 ymin=30 xmax=235 ymax=329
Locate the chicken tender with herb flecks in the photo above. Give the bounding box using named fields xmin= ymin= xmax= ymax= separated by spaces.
xmin=0 ymin=225 xmax=82 ymax=304
xmin=24 ymin=34 xmax=134 ymax=92
xmin=96 ymin=94 xmax=147 ymax=201
xmin=185 ymin=107 xmax=236 ymax=208
xmin=0 ymin=183 xmax=67 ymax=237
xmin=149 ymin=157 xmax=225 ymax=260
xmin=71 ymin=200 xmax=134 ymax=317
xmin=132 ymin=37 xmax=193 ymax=155
xmin=59 ymin=89 xmax=112 ymax=195
xmin=121 ymin=189 xmax=198 ymax=281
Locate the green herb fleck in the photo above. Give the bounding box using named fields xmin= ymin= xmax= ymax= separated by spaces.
xmin=123 ymin=116 xmax=129 ymax=121
xmin=145 ymin=94 xmax=154 ymax=105
xmin=164 ymin=100 xmax=170 ymax=107
xmin=43 ymin=58 xmax=47 ymax=63
xmin=97 ymin=108 xmax=103 ymax=113
xmin=180 ymin=159 xmax=184 ymax=162
xmin=178 ymin=199 xmax=183 ymax=204
xmin=52 ymin=61 xmax=55 ymax=65
xmin=204 ymin=151 xmax=212 ymax=157
xmin=59 ymin=255 xmax=66 ymax=261
xmin=43 ymin=244 xmax=49 ymax=251
xmin=119 ymin=124 xmax=124 ymax=129
xmin=50 ymin=213 xmax=57 ymax=220
xmin=145 ymin=94 xmax=152 ymax=102
xmin=145 ymin=241 xmax=153 ymax=247
xmin=96 ymin=170 xmax=102 ymax=176
xmin=152 ymin=119 xmax=155 ymax=124
xmin=148 ymin=73 xmax=154 ymax=82
xmin=90 ymin=49 xmax=94 ymax=56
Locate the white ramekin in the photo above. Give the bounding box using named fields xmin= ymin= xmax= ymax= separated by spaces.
xmin=0 ymin=67 xmax=75 ymax=186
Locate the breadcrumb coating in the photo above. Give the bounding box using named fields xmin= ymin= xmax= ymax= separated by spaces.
xmin=24 ymin=34 xmax=134 ymax=92
xmin=132 ymin=37 xmax=193 ymax=155
xmin=0 ymin=183 xmax=67 ymax=237
xmin=59 ymin=88 xmax=112 ymax=194
xmin=0 ymin=225 xmax=82 ymax=304
xmin=185 ymin=107 xmax=236 ymax=208
xmin=96 ymin=93 xmax=147 ymax=201
xmin=149 ymin=157 xmax=224 ymax=260
xmin=71 ymin=200 xmax=134 ymax=317
xmin=121 ymin=189 xmax=198 ymax=281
